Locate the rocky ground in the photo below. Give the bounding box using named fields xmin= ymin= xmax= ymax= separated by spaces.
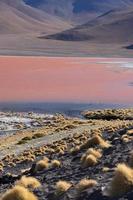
xmin=0 ymin=111 xmax=54 ymax=133
xmin=0 ymin=109 xmax=133 ymax=200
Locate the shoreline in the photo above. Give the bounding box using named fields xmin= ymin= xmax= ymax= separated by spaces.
xmin=0 ymin=55 xmax=133 ymax=59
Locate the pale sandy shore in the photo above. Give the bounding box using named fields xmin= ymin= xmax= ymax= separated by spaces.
xmin=0 ymin=33 xmax=133 ymax=57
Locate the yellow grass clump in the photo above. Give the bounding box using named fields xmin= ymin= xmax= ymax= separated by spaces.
xmin=81 ymin=154 xmax=97 ymax=168
xmin=1 ymin=185 xmax=38 ymax=200
xmin=0 ymin=161 xmax=4 ymax=167
xmin=127 ymin=129 xmax=133 ymax=135
xmin=35 ymin=159 xmax=49 ymax=171
xmin=86 ymin=148 xmax=102 ymax=159
xmin=43 ymin=156 xmax=49 ymax=162
xmin=81 ymin=135 xmax=111 ymax=149
xmin=15 ymin=176 xmax=41 ymax=189
xmin=0 ymin=166 xmax=3 ymax=172
xmin=108 ymin=163 xmax=133 ymax=197
xmin=102 ymin=167 xmax=110 ymax=173
xmin=76 ymin=179 xmax=97 ymax=192
xmin=129 ymin=152 xmax=133 ymax=168
xmin=55 ymin=181 xmax=72 ymax=195
xmin=70 ymin=146 xmax=81 ymax=155
xmin=90 ymin=135 xmax=111 ymax=148
xmin=51 ymin=160 xmax=61 ymax=168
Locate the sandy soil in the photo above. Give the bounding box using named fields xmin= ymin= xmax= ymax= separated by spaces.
xmin=0 ymin=34 xmax=133 ymax=57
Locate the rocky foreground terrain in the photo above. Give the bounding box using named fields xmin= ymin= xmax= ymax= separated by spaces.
xmin=0 ymin=108 xmax=133 ymax=200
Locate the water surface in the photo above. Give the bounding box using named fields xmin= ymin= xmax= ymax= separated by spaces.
xmin=0 ymin=56 xmax=133 ymax=104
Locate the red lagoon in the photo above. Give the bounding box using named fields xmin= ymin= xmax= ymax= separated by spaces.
xmin=0 ymin=56 xmax=133 ymax=104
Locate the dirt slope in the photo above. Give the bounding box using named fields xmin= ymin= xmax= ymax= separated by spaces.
xmin=0 ymin=0 xmax=71 ymax=34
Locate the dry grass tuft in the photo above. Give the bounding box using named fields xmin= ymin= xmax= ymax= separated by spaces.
xmin=81 ymin=148 xmax=101 ymax=168
xmin=121 ymin=137 xmax=130 ymax=143
xmin=70 ymin=146 xmax=81 ymax=155
xmin=86 ymin=148 xmax=102 ymax=159
xmin=20 ymin=168 xmax=31 ymax=174
xmin=121 ymin=134 xmax=132 ymax=143
xmin=76 ymin=179 xmax=97 ymax=192
xmin=129 ymin=152 xmax=133 ymax=167
xmin=90 ymin=135 xmax=111 ymax=148
xmin=43 ymin=156 xmax=49 ymax=162
xmin=1 ymin=185 xmax=38 ymax=200
xmin=55 ymin=181 xmax=71 ymax=195
xmin=127 ymin=129 xmax=133 ymax=135
xmin=16 ymin=176 xmax=41 ymax=189
xmin=0 ymin=165 xmax=3 ymax=172
xmin=81 ymin=154 xmax=97 ymax=168
xmin=35 ymin=159 xmax=49 ymax=171
xmin=0 ymin=161 xmax=4 ymax=167
xmin=81 ymin=135 xmax=111 ymax=149
xmin=102 ymin=167 xmax=110 ymax=172
xmin=51 ymin=160 xmax=61 ymax=168
xmin=108 ymin=163 xmax=133 ymax=197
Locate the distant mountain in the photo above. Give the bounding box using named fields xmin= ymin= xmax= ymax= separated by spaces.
xmin=44 ymin=9 xmax=133 ymax=43
xmin=24 ymin=0 xmax=133 ymax=24
xmin=126 ymin=44 xmax=133 ymax=49
xmin=0 ymin=0 xmax=133 ymax=56
xmin=0 ymin=0 xmax=71 ymax=34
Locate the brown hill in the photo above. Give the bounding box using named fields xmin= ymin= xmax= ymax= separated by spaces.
xmin=0 ymin=0 xmax=71 ymax=35
xmin=45 ymin=9 xmax=133 ymax=43
xmin=24 ymin=0 xmax=133 ymax=25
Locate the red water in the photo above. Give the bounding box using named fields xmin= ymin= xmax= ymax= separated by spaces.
xmin=0 ymin=56 xmax=133 ymax=104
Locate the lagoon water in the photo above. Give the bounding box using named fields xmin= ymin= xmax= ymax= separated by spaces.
xmin=0 ymin=57 xmax=133 ymax=105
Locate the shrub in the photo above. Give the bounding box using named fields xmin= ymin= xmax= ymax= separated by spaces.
xmin=81 ymin=154 xmax=97 ymax=168
xmin=20 ymin=168 xmax=31 ymax=174
xmin=86 ymin=148 xmax=102 ymax=159
xmin=1 ymin=185 xmax=38 ymax=200
xmin=81 ymin=135 xmax=110 ymax=149
xmin=90 ymin=135 xmax=111 ymax=148
xmin=0 ymin=161 xmax=4 ymax=167
xmin=51 ymin=160 xmax=61 ymax=168
xmin=127 ymin=129 xmax=133 ymax=135
xmin=64 ymin=124 xmax=77 ymax=129
xmin=129 ymin=152 xmax=133 ymax=167
xmin=0 ymin=166 xmax=3 ymax=172
xmin=35 ymin=159 xmax=49 ymax=171
xmin=70 ymin=146 xmax=81 ymax=155
xmin=80 ymin=154 xmax=87 ymax=164
xmin=16 ymin=176 xmax=41 ymax=189
xmin=43 ymin=156 xmax=49 ymax=162
xmin=55 ymin=147 xmax=64 ymax=155
xmin=17 ymin=137 xmax=32 ymax=145
xmin=102 ymin=167 xmax=110 ymax=172
xmin=108 ymin=163 xmax=133 ymax=197
xmin=122 ymin=137 xmax=130 ymax=143
xmin=32 ymin=133 xmax=44 ymax=139
xmin=55 ymin=181 xmax=71 ymax=195
xmin=22 ymin=136 xmax=32 ymax=141
xmin=76 ymin=179 xmax=97 ymax=192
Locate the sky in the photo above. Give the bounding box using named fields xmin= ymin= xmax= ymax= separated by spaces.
xmin=0 ymin=56 xmax=133 ymax=104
